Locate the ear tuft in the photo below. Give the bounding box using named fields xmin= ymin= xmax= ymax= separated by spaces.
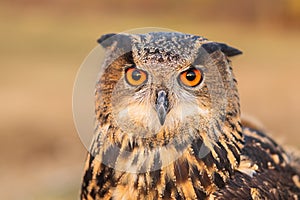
xmin=97 ymin=33 xmax=117 ymax=47
xmin=202 ymin=42 xmax=242 ymax=57
xmin=97 ymin=33 xmax=132 ymax=50
xmin=217 ymin=43 xmax=242 ymax=57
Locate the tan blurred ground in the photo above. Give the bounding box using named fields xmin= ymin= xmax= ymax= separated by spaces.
xmin=0 ymin=1 xmax=299 ymax=199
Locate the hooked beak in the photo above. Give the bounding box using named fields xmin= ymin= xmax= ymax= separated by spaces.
xmin=155 ymin=90 xmax=169 ymax=126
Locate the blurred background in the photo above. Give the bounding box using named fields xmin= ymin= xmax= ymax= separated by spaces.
xmin=0 ymin=0 xmax=299 ymax=199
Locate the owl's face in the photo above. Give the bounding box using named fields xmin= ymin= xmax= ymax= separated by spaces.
xmin=97 ymin=32 xmax=241 ymax=143
xmin=112 ymin=58 xmax=212 ymax=138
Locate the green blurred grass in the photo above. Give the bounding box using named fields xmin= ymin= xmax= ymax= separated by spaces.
xmin=0 ymin=2 xmax=300 ymax=199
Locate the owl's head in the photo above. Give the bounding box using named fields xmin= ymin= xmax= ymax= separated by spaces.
xmin=96 ymin=32 xmax=242 ymax=148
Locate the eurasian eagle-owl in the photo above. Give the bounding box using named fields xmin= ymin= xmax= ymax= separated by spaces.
xmin=80 ymin=32 xmax=300 ymax=199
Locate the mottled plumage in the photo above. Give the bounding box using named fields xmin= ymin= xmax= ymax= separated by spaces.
xmin=80 ymin=32 xmax=300 ymax=199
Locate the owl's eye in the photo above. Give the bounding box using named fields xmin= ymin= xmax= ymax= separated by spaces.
xmin=179 ymin=67 xmax=202 ymax=87
xmin=125 ymin=67 xmax=148 ymax=86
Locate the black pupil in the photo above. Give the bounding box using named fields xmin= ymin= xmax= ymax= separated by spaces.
xmin=132 ymin=69 xmax=141 ymax=81
xmin=186 ymin=70 xmax=196 ymax=81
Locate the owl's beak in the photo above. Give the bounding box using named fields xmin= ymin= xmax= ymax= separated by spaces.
xmin=155 ymin=90 xmax=169 ymax=126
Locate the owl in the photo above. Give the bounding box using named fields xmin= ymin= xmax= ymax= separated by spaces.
xmin=80 ymin=32 xmax=300 ymax=199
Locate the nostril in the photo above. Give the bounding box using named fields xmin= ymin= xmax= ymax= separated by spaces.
xmin=157 ymin=90 xmax=166 ymax=101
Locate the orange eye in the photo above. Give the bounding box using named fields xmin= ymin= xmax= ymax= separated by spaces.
xmin=125 ymin=67 xmax=148 ymax=86
xmin=179 ymin=68 xmax=202 ymax=87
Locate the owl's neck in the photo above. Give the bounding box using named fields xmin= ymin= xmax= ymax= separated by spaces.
xmin=87 ymin=110 xmax=244 ymax=198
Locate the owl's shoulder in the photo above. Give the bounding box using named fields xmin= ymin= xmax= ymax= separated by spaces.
xmin=212 ymin=127 xmax=300 ymax=199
